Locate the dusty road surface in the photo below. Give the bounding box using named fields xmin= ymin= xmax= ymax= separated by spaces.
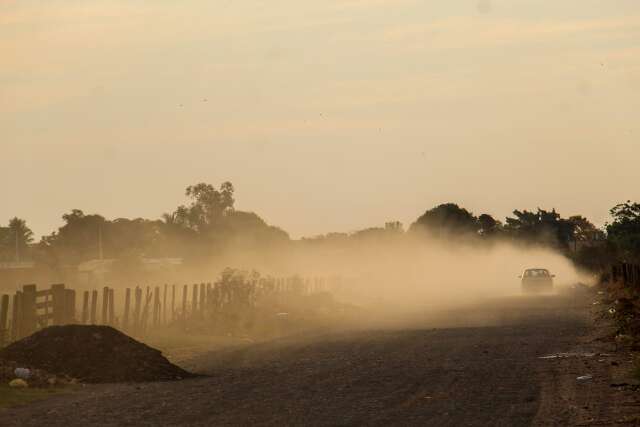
xmin=0 ymin=291 xmax=636 ymax=426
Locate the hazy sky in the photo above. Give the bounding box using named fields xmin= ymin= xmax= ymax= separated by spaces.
xmin=2 ymin=0 xmax=639 ymax=238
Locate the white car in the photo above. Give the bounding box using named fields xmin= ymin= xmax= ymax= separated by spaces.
xmin=519 ymin=268 xmax=554 ymax=293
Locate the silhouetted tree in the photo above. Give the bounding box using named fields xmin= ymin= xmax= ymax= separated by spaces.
xmin=607 ymin=201 xmax=640 ymax=259
xmin=221 ymin=211 xmax=290 ymax=248
xmin=351 ymin=224 xmax=403 ymax=242
xmin=41 ymin=210 xmax=164 ymax=264
xmin=478 ymin=214 xmax=502 ymax=237
xmin=385 ymin=221 xmax=404 ymax=233
xmin=0 ymin=217 xmax=34 ymax=261
xmin=41 ymin=210 xmax=108 ymax=265
xmin=504 ymin=208 xmax=575 ymax=249
xmin=410 ymin=203 xmax=479 ymax=237
xmin=170 ymin=182 xmax=235 ymax=233
xmin=568 ymin=215 xmax=604 ymax=245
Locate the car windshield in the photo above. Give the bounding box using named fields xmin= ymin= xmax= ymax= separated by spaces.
xmin=524 ymin=269 xmax=550 ymax=278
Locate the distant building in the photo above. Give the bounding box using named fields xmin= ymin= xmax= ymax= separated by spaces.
xmin=77 ymin=258 xmax=183 ymax=286
xmin=77 ymin=259 xmax=116 ymax=287
xmin=0 ymin=261 xmax=36 ymax=270
xmin=141 ymin=258 xmax=183 ymax=271
xmin=0 ymin=261 xmax=57 ymax=292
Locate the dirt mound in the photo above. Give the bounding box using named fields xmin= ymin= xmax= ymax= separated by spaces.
xmin=0 ymin=325 xmax=195 ymax=383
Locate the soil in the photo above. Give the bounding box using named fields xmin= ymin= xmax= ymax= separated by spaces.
xmin=0 ymin=290 xmax=638 ymax=426
xmin=0 ymin=325 xmax=194 ymax=384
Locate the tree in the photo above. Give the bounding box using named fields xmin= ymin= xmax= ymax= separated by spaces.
xmin=41 ymin=209 xmax=171 ymax=266
xmin=0 ymin=227 xmax=8 ymax=260
xmin=105 ymin=218 xmax=163 ymax=258
xmin=568 ymin=215 xmax=605 ymax=244
xmin=158 ymin=182 xmax=293 ymax=261
xmin=351 ymin=224 xmax=402 ymax=242
xmin=410 ymin=203 xmax=479 ymax=237
xmin=607 ymin=201 xmax=640 ymax=259
xmin=0 ymin=217 xmax=34 ymax=262
xmin=385 ymin=221 xmax=404 ymax=233
xmin=504 ymin=208 xmax=575 ymax=249
xmin=171 ymin=182 xmax=235 ymax=233
xmin=40 ymin=210 xmax=107 ymax=265
xmin=478 ymin=214 xmax=502 ymax=237
xmin=158 ymin=212 xmax=199 ymax=258
xmin=221 ymin=210 xmax=290 ymax=248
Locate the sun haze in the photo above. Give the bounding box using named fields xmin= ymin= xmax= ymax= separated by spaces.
xmin=2 ymin=0 xmax=639 ymax=237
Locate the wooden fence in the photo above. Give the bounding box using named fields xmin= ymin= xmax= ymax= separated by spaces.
xmin=0 ymin=283 xmax=75 ymax=347
xmin=0 ymin=276 xmax=338 ymax=347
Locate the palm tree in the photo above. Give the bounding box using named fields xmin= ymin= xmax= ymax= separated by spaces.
xmin=8 ymin=217 xmax=34 ymax=262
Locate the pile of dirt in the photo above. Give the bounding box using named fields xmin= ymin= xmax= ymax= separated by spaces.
xmin=0 ymin=325 xmax=195 ymax=383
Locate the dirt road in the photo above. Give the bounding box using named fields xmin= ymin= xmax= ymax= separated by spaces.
xmin=0 ymin=292 xmax=637 ymax=426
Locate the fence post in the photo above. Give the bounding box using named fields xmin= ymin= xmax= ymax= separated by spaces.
xmin=21 ymin=284 xmax=37 ymax=337
xmin=51 ymin=284 xmax=66 ymax=326
xmin=133 ymin=287 xmax=142 ymax=335
xmin=0 ymin=295 xmax=9 ymax=347
xmin=140 ymin=287 xmax=152 ymax=336
xmin=64 ymin=289 xmax=76 ymax=324
xmin=81 ymin=291 xmax=89 ymax=324
xmin=199 ymin=283 xmax=205 ymax=318
xmin=42 ymin=293 xmax=50 ymax=328
xmin=102 ymin=287 xmax=109 ymax=325
xmin=192 ymin=284 xmax=198 ymax=320
xmin=182 ymin=285 xmax=187 ymax=323
xmin=153 ymin=287 xmax=160 ymax=327
xmin=123 ymin=288 xmax=131 ymax=332
xmin=171 ymin=284 xmax=176 ymax=323
xmin=11 ymin=292 xmax=22 ymax=341
xmin=90 ymin=290 xmax=98 ymax=324
xmin=108 ymin=288 xmax=115 ymax=326
xmin=163 ymin=284 xmax=167 ymax=325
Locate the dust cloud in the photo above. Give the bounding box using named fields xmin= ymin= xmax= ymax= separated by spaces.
xmin=208 ymin=233 xmax=594 ymax=318
xmin=50 ymin=231 xmax=595 ymax=338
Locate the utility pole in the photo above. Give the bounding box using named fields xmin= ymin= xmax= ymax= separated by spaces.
xmin=15 ymin=229 xmax=19 ymax=263
xmin=98 ymin=224 xmax=104 ymax=260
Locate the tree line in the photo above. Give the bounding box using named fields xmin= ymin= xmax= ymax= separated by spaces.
xmin=1 ymin=182 xmax=288 ymax=273
xmin=1 ymin=182 xmax=639 ymax=273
